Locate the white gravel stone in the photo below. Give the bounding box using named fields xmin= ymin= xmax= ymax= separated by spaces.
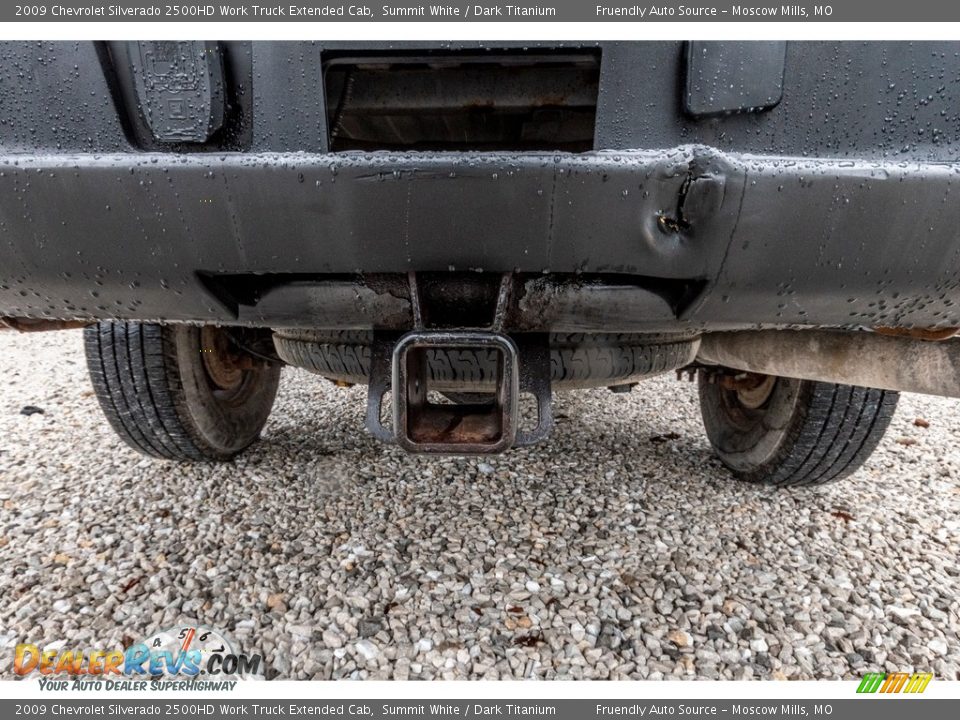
xmin=322 ymin=630 xmax=345 ymax=649
xmin=928 ymin=639 xmax=949 ymax=656
xmin=0 ymin=330 xmax=958 ymax=680
xmin=888 ymin=606 xmax=920 ymax=619
xmin=354 ymin=639 xmax=379 ymax=661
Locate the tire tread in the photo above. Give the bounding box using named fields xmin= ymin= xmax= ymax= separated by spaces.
xmin=700 ymin=373 xmax=899 ymax=487
xmin=84 ymin=322 xmax=278 ymax=461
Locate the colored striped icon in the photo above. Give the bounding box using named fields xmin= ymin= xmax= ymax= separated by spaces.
xmin=856 ymin=672 xmax=932 ymax=694
xmin=856 ymin=673 xmax=885 ymax=693
xmin=903 ymin=673 xmax=934 ymax=693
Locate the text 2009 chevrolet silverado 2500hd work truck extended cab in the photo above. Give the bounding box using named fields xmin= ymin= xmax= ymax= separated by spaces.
xmin=3 ymin=41 xmax=959 ymax=486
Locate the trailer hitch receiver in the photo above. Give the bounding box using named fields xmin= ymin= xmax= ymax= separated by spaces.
xmin=365 ymin=330 xmax=553 ymax=455
xmin=392 ymin=331 xmax=519 ymax=454
xmin=364 ymin=273 xmax=553 ymax=454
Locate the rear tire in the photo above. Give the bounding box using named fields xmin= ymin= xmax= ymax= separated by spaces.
xmin=698 ymin=370 xmax=899 ymax=487
xmin=84 ymin=322 xmax=281 ymax=461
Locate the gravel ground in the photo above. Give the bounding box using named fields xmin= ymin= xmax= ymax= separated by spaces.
xmin=0 ymin=329 xmax=958 ymax=681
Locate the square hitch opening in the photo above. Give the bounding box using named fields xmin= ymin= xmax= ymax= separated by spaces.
xmin=392 ymin=332 xmax=519 ymax=454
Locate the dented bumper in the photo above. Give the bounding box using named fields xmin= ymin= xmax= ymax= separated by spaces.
xmin=2 ymin=147 xmax=960 ymax=332
xmin=5 ymin=40 xmax=960 ymax=333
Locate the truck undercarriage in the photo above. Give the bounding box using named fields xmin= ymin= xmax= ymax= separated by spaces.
xmin=2 ymin=40 xmax=959 ymax=479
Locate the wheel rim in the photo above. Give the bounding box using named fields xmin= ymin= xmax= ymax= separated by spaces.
xmin=734 ymin=373 xmax=776 ymax=409
xmin=200 ymin=326 xmax=246 ymax=396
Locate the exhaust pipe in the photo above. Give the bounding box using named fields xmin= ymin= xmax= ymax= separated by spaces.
xmin=697 ymin=330 xmax=960 ymax=399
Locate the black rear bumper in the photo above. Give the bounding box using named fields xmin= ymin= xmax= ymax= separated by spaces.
xmin=3 ymin=40 xmax=960 ymax=332
xmin=3 ymin=146 xmax=960 ymax=332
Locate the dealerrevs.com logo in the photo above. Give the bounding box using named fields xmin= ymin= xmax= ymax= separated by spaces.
xmin=15 ymin=625 xmax=262 ymax=690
